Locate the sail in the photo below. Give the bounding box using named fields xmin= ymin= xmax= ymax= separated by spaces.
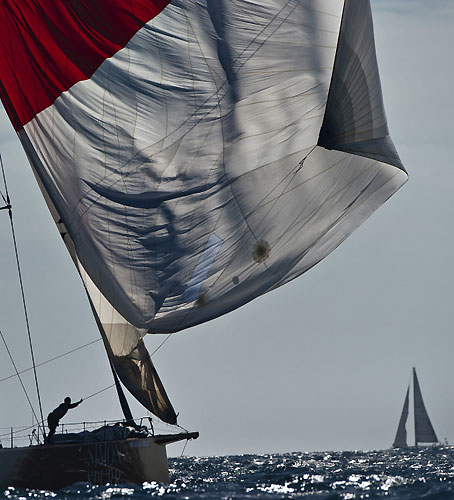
xmin=318 ymin=0 xmax=403 ymax=169
xmin=0 ymin=1 xmax=407 ymax=416
xmin=15 ymin=155 xmax=177 ymax=423
xmin=393 ymin=386 xmax=409 ymax=448
xmin=413 ymin=368 xmax=438 ymax=445
xmin=82 ymin=267 xmax=178 ymax=424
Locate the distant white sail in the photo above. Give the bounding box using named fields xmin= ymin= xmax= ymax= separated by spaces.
xmin=0 ymin=0 xmax=407 ymax=421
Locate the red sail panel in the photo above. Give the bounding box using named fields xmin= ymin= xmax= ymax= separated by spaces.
xmin=0 ymin=0 xmax=169 ymax=130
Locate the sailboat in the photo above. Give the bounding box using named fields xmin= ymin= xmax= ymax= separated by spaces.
xmin=393 ymin=368 xmax=439 ymax=448
xmin=0 ymin=0 xmax=407 ymax=489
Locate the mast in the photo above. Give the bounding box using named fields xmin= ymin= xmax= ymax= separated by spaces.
xmin=109 ymin=359 xmax=134 ymax=423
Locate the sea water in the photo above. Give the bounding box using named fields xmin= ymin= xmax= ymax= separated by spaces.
xmin=1 ymin=447 xmax=453 ymax=499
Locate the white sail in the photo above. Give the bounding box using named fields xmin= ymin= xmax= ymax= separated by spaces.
xmin=0 ymin=0 xmax=407 ymax=419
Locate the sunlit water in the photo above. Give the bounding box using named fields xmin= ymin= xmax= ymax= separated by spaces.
xmin=2 ymin=447 xmax=453 ymax=499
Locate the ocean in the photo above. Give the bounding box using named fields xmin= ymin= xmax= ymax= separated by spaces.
xmin=1 ymin=447 xmax=453 ymax=499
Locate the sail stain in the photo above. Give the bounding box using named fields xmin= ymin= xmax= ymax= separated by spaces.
xmin=252 ymin=240 xmax=271 ymax=263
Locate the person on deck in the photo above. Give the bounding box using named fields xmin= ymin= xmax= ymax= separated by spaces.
xmin=46 ymin=396 xmax=83 ymax=443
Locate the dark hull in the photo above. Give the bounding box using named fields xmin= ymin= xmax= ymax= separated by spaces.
xmin=0 ymin=433 xmax=197 ymax=489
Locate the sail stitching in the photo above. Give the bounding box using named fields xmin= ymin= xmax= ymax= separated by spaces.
xmin=66 ymin=0 xmax=314 ymax=220
xmin=173 ymin=155 xmax=385 ymax=328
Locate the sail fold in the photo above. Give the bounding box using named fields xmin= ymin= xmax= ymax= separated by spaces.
xmin=80 ymin=266 xmax=178 ymax=425
xmin=318 ymin=0 xmax=404 ymax=171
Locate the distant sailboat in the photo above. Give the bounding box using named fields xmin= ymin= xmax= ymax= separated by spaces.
xmin=393 ymin=368 xmax=439 ymax=448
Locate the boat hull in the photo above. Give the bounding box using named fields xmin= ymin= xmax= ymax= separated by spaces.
xmin=0 ymin=433 xmax=196 ymax=489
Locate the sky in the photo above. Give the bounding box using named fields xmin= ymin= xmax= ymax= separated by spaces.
xmin=0 ymin=1 xmax=452 ymax=458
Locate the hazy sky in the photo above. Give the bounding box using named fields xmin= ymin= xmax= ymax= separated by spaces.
xmin=0 ymin=1 xmax=452 ymax=458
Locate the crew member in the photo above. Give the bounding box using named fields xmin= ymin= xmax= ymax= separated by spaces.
xmin=46 ymin=396 xmax=83 ymax=443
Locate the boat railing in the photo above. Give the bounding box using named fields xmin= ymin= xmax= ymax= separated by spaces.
xmin=59 ymin=416 xmax=153 ymax=435
xmin=0 ymin=425 xmax=42 ymax=449
xmin=0 ymin=416 xmax=163 ymax=448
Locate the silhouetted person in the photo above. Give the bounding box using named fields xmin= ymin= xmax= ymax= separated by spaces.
xmin=46 ymin=396 xmax=83 ymax=443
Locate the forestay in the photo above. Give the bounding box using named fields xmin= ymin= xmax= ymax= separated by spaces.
xmin=0 ymin=0 xmax=407 ymax=423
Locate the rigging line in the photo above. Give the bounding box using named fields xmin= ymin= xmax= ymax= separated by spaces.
xmin=0 ymin=328 xmax=40 ymax=427
xmin=0 ymin=419 xmax=45 ymax=439
xmin=0 ymin=190 xmax=8 ymax=207
xmin=0 ymin=425 xmax=35 ymax=439
xmin=0 ymin=155 xmax=9 ymax=202
xmin=175 ymin=422 xmax=189 ymax=433
xmin=0 ymin=155 xmax=8 ymax=200
xmin=180 ymin=438 xmax=189 ymax=458
xmin=149 ymin=333 xmax=172 ymax=357
xmin=0 ymin=155 xmax=47 ymax=440
xmin=83 ymin=383 xmax=115 ymax=401
xmin=0 ymin=338 xmax=101 ymax=384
